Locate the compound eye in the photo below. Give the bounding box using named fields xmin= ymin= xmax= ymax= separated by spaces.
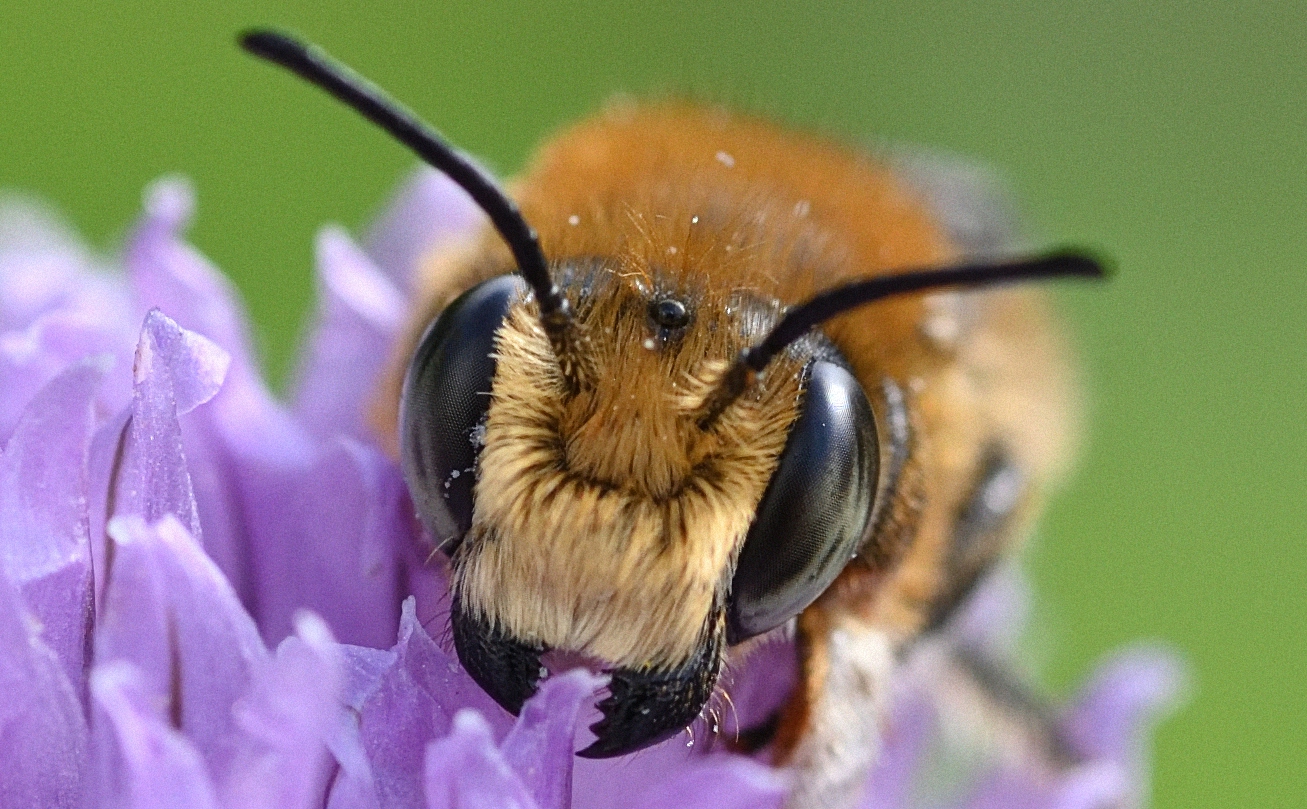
xmin=400 ymin=274 xmax=527 ymax=552
xmin=726 ymin=360 xmax=879 ymax=643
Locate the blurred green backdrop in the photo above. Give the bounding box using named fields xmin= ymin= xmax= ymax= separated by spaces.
xmin=2 ymin=1 xmax=1303 ymax=805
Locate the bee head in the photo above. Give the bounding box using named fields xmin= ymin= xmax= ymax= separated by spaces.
xmin=400 ymin=255 xmax=881 ymax=756
xmin=241 ymin=29 xmax=1107 ymax=758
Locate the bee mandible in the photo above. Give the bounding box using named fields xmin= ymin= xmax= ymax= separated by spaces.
xmin=242 ymin=31 xmax=1105 ymax=809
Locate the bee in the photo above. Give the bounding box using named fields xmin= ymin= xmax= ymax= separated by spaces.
xmin=243 ymin=31 xmax=1105 ymax=808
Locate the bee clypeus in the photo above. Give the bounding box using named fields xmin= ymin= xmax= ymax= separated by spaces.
xmin=243 ymin=31 xmax=1105 ymax=809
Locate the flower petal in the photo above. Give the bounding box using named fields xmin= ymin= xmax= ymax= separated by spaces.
xmin=859 ymin=698 xmax=937 ymax=809
xmin=360 ymin=598 xmax=513 ymax=809
xmin=501 ymin=670 xmax=605 ymax=809
xmin=0 ymin=197 xmax=132 ymax=440
xmin=341 ymin=645 xmax=400 ymax=710
xmin=1 ymin=313 xmax=131 ymax=442
xmin=1050 ymin=762 xmax=1133 ymax=809
xmin=242 ymin=439 xmax=406 ymax=648
xmin=326 ymin=706 xmax=385 ymax=809
xmin=326 ymin=763 xmax=384 ymax=809
xmin=221 ymin=612 xmax=344 ymax=809
xmin=124 ymin=179 xmax=364 ymax=608
xmin=0 ymin=559 xmax=88 ymax=808
xmin=90 ymin=660 xmax=220 ymax=809
xmin=1060 ymin=645 xmax=1187 ymax=807
xmin=126 ymin=177 xmax=310 ymax=466
xmin=0 ymin=320 xmax=80 ymax=441
xmin=175 ymin=414 xmax=252 ymax=601
xmin=321 ymin=649 xmax=392 ymax=809
xmin=631 ymin=756 xmax=787 ymax=809
xmin=719 ymin=635 xmax=799 ymax=736
xmin=572 ymin=737 xmax=788 ymax=809
xmin=0 ymin=359 xmax=102 ymax=684
xmin=951 ymin=761 xmax=1129 ymax=809
xmin=99 ymin=310 xmax=229 ymax=544
xmin=1061 ymin=646 xmax=1187 ymax=763
xmin=0 ymin=194 xmax=100 ymax=326
xmin=364 ymin=168 xmax=485 ymax=292
xmin=128 ymin=179 xmax=256 ymax=391
xmin=425 ymin=710 xmax=537 ymax=809
xmin=136 ymin=307 xmax=229 ymax=417
xmin=293 ymin=226 xmax=406 ymax=441
xmin=96 ymin=514 xmax=268 ymax=779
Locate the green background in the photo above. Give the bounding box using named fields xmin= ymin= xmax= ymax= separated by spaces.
xmin=3 ymin=2 xmax=1302 ymax=805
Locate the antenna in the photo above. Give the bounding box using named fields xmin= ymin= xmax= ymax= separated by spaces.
xmin=240 ymin=29 xmax=588 ymax=389
xmin=696 ymin=249 xmax=1107 ymax=428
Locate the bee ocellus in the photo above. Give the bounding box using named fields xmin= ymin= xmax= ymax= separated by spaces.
xmin=242 ymin=30 xmax=1105 ymax=809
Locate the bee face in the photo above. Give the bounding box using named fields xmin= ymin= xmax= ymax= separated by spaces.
xmin=400 ymin=254 xmax=882 ymax=754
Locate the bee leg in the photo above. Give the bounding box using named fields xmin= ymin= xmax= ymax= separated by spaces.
xmin=925 ymin=447 xmax=1026 ymax=633
xmin=773 ymin=605 xmax=895 ymax=809
xmin=931 ymin=643 xmax=1077 ymax=771
xmin=910 ymin=448 xmax=1078 ymax=770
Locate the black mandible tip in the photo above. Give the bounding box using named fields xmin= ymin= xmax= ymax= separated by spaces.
xmin=697 ymin=249 xmax=1108 ymax=428
xmin=239 ymin=29 xmax=581 ymax=376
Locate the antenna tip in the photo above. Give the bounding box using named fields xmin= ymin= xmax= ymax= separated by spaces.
xmin=238 ymin=28 xmax=303 ymax=60
xmin=1045 ymin=247 xmax=1114 ymax=281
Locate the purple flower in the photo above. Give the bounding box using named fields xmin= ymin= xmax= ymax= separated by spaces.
xmin=0 ymin=172 xmax=1184 ymax=809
